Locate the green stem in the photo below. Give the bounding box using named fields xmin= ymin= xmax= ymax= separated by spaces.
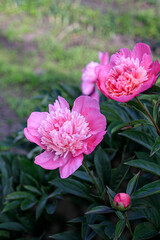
xmin=125 ymin=212 xmax=133 ymax=237
xmin=135 ymin=96 xmax=160 ymax=136
xmin=83 ymin=161 xmax=106 ymax=203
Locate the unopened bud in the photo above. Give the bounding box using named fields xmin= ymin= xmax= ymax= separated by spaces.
xmin=113 ymin=193 xmax=131 ymax=211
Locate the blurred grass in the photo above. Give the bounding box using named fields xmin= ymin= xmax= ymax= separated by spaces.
xmin=0 ymin=0 xmax=160 ymax=117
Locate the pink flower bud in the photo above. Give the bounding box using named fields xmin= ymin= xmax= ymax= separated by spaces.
xmin=113 ymin=193 xmax=131 ymax=211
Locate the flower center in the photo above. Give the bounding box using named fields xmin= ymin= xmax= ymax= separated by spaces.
xmin=38 ymin=108 xmax=91 ymax=159
xmin=106 ymin=57 xmax=148 ymax=97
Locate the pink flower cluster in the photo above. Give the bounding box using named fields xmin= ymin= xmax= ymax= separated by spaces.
xmin=95 ymin=43 xmax=160 ymax=102
xmin=24 ymin=96 xmax=106 ymax=178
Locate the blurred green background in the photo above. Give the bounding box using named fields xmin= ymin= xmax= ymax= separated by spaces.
xmin=0 ymin=0 xmax=160 ymax=139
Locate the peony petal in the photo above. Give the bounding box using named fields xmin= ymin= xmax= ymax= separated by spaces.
xmin=150 ymin=60 xmax=160 ymax=77
xmin=132 ymin=43 xmax=151 ymax=62
xmin=50 ymin=97 xmax=70 ymax=112
xmin=72 ymin=95 xmax=106 ymax=134
xmin=90 ymin=90 xmax=100 ymax=102
xmin=59 ymin=153 xmax=83 ymax=178
xmin=84 ymin=131 xmax=107 ymax=155
xmin=25 ymin=112 xmax=47 ymax=147
xmin=108 ymin=75 xmax=155 ymax=103
xmin=72 ymin=95 xmax=100 ymax=114
xmin=140 ymin=53 xmax=152 ymax=69
xmin=58 ymin=96 xmax=70 ymax=110
xmin=35 ymin=151 xmax=68 ymax=170
xmin=24 ymin=128 xmax=45 ymax=149
xmin=81 ymin=81 xmax=95 ymax=95
xmin=99 ymin=51 xmax=109 ymax=65
xmin=27 ymin=112 xmax=48 ymax=136
xmin=120 ymin=48 xmax=132 ymax=58
xmin=49 ymin=104 xmax=55 ymax=113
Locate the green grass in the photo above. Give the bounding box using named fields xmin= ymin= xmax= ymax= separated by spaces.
xmin=0 ymin=0 xmax=160 ymax=117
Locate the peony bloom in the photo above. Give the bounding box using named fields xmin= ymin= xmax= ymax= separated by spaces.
xmin=113 ymin=193 xmax=131 ymax=211
xmin=96 ymin=43 xmax=160 ymax=102
xmin=81 ymin=51 xmax=109 ymax=102
xmin=24 ymin=96 xmax=106 ymax=178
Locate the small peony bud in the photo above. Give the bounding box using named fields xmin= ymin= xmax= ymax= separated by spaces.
xmin=113 ymin=193 xmax=131 ymax=211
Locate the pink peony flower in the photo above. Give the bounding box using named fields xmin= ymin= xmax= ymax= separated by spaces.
xmin=81 ymin=52 xmax=109 ymax=102
xmin=24 ymin=96 xmax=106 ymax=178
xmin=113 ymin=193 xmax=131 ymax=211
xmin=96 ymin=43 xmax=160 ymax=102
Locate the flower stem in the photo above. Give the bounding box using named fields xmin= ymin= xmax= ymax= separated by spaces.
xmin=135 ymin=96 xmax=160 ymax=136
xmin=83 ymin=160 xmax=106 ymax=203
xmin=125 ymin=211 xmax=133 ymax=237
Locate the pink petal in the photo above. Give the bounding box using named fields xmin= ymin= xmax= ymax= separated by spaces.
xmin=108 ymin=75 xmax=155 ymax=103
xmin=59 ymin=153 xmax=83 ymax=178
xmin=25 ymin=112 xmax=47 ymax=147
xmin=24 ymin=128 xmax=45 ymax=149
xmin=72 ymin=95 xmax=100 ymax=114
xmin=35 ymin=151 xmax=68 ymax=170
xmin=81 ymin=81 xmax=95 ymax=95
xmin=99 ymin=51 xmax=109 ymax=65
xmin=90 ymin=90 xmax=100 ymax=102
xmin=150 ymin=60 xmax=160 ymax=77
xmin=72 ymin=95 xmax=106 ymax=134
xmin=50 ymin=97 xmax=70 ymax=112
xmin=132 ymin=43 xmax=151 ymax=62
xmin=58 ymin=96 xmax=70 ymax=110
xmin=140 ymin=53 xmax=152 ymax=69
xmin=84 ymin=131 xmax=107 ymax=155
xmin=120 ymin=48 xmax=132 ymax=58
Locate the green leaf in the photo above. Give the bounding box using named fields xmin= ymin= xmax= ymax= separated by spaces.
xmin=132 ymin=179 xmax=160 ymax=199
xmin=133 ymin=222 xmax=158 ymax=240
xmin=114 ymin=219 xmax=126 ymax=240
xmin=94 ymin=147 xmax=111 ymax=188
xmin=49 ymin=230 xmax=81 ymax=240
xmin=23 ymin=185 xmax=41 ymax=195
xmin=19 ymin=159 xmax=39 ymax=180
xmin=125 ymin=160 xmax=160 ymax=177
xmin=123 ymin=101 xmax=146 ymax=116
xmin=89 ymin=222 xmax=110 ymax=240
xmin=73 ymin=170 xmax=93 ymax=183
xmin=119 ymin=130 xmax=154 ymax=150
xmin=50 ymin=178 xmax=93 ymax=201
xmin=111 ymin=120 xmax=150 ymax=135
xmin=126 ymin=172 xmax=140 ymax=195
xmin=36 ymin=195 xmax=48 ymax=220
xmin=2 ymin=200 xmax=21 ymax=213
xmin=85 ymin=205 xmax=115 ymax=215
xmin=0 ymin=222 xmax=27 ymax=232
xmin=21 ymin=198 xmax=37 ymax=211
xmin=142 ymin=85 xmax=160 ymax=95
xmin=104 ymin=221 xmax=116 ymax=239
xmin=0 ymin=230 xmax=10 ymax=238
xmin=150 ymin=136 xmax=160 ymax=156
xmin=6 ymin=191 xmax=34 ymax=200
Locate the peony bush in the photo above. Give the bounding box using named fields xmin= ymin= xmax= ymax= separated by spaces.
xmin=0 ymin=42 xmax=160 ymax=239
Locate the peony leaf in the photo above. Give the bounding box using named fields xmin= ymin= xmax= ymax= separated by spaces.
xmin=133 ymin=222 xmax=158 ymax=240
xmin=50 ymin=178 xmax=93 ymax=201
xmin=125 ymin=159 xmax=160 ymax=177
xmin=132 ymin=179 xmax=160 ymax=199
xmin=94 ymin=147 xmax=111 ymax=188
xmin=119 ymin=130 xmax=154 ymax=150
xmin=85 ymin=205 xmax=115 ymax=215
xmin=114 ymin=219 xmax=126 ymax=240
xmin=142 ymin=85 xmax=160 ymax=95
xmin=126 ymin=172 xmax=140 ymax=196
xmin=150 ymin=136 xmax=160 ymax=156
